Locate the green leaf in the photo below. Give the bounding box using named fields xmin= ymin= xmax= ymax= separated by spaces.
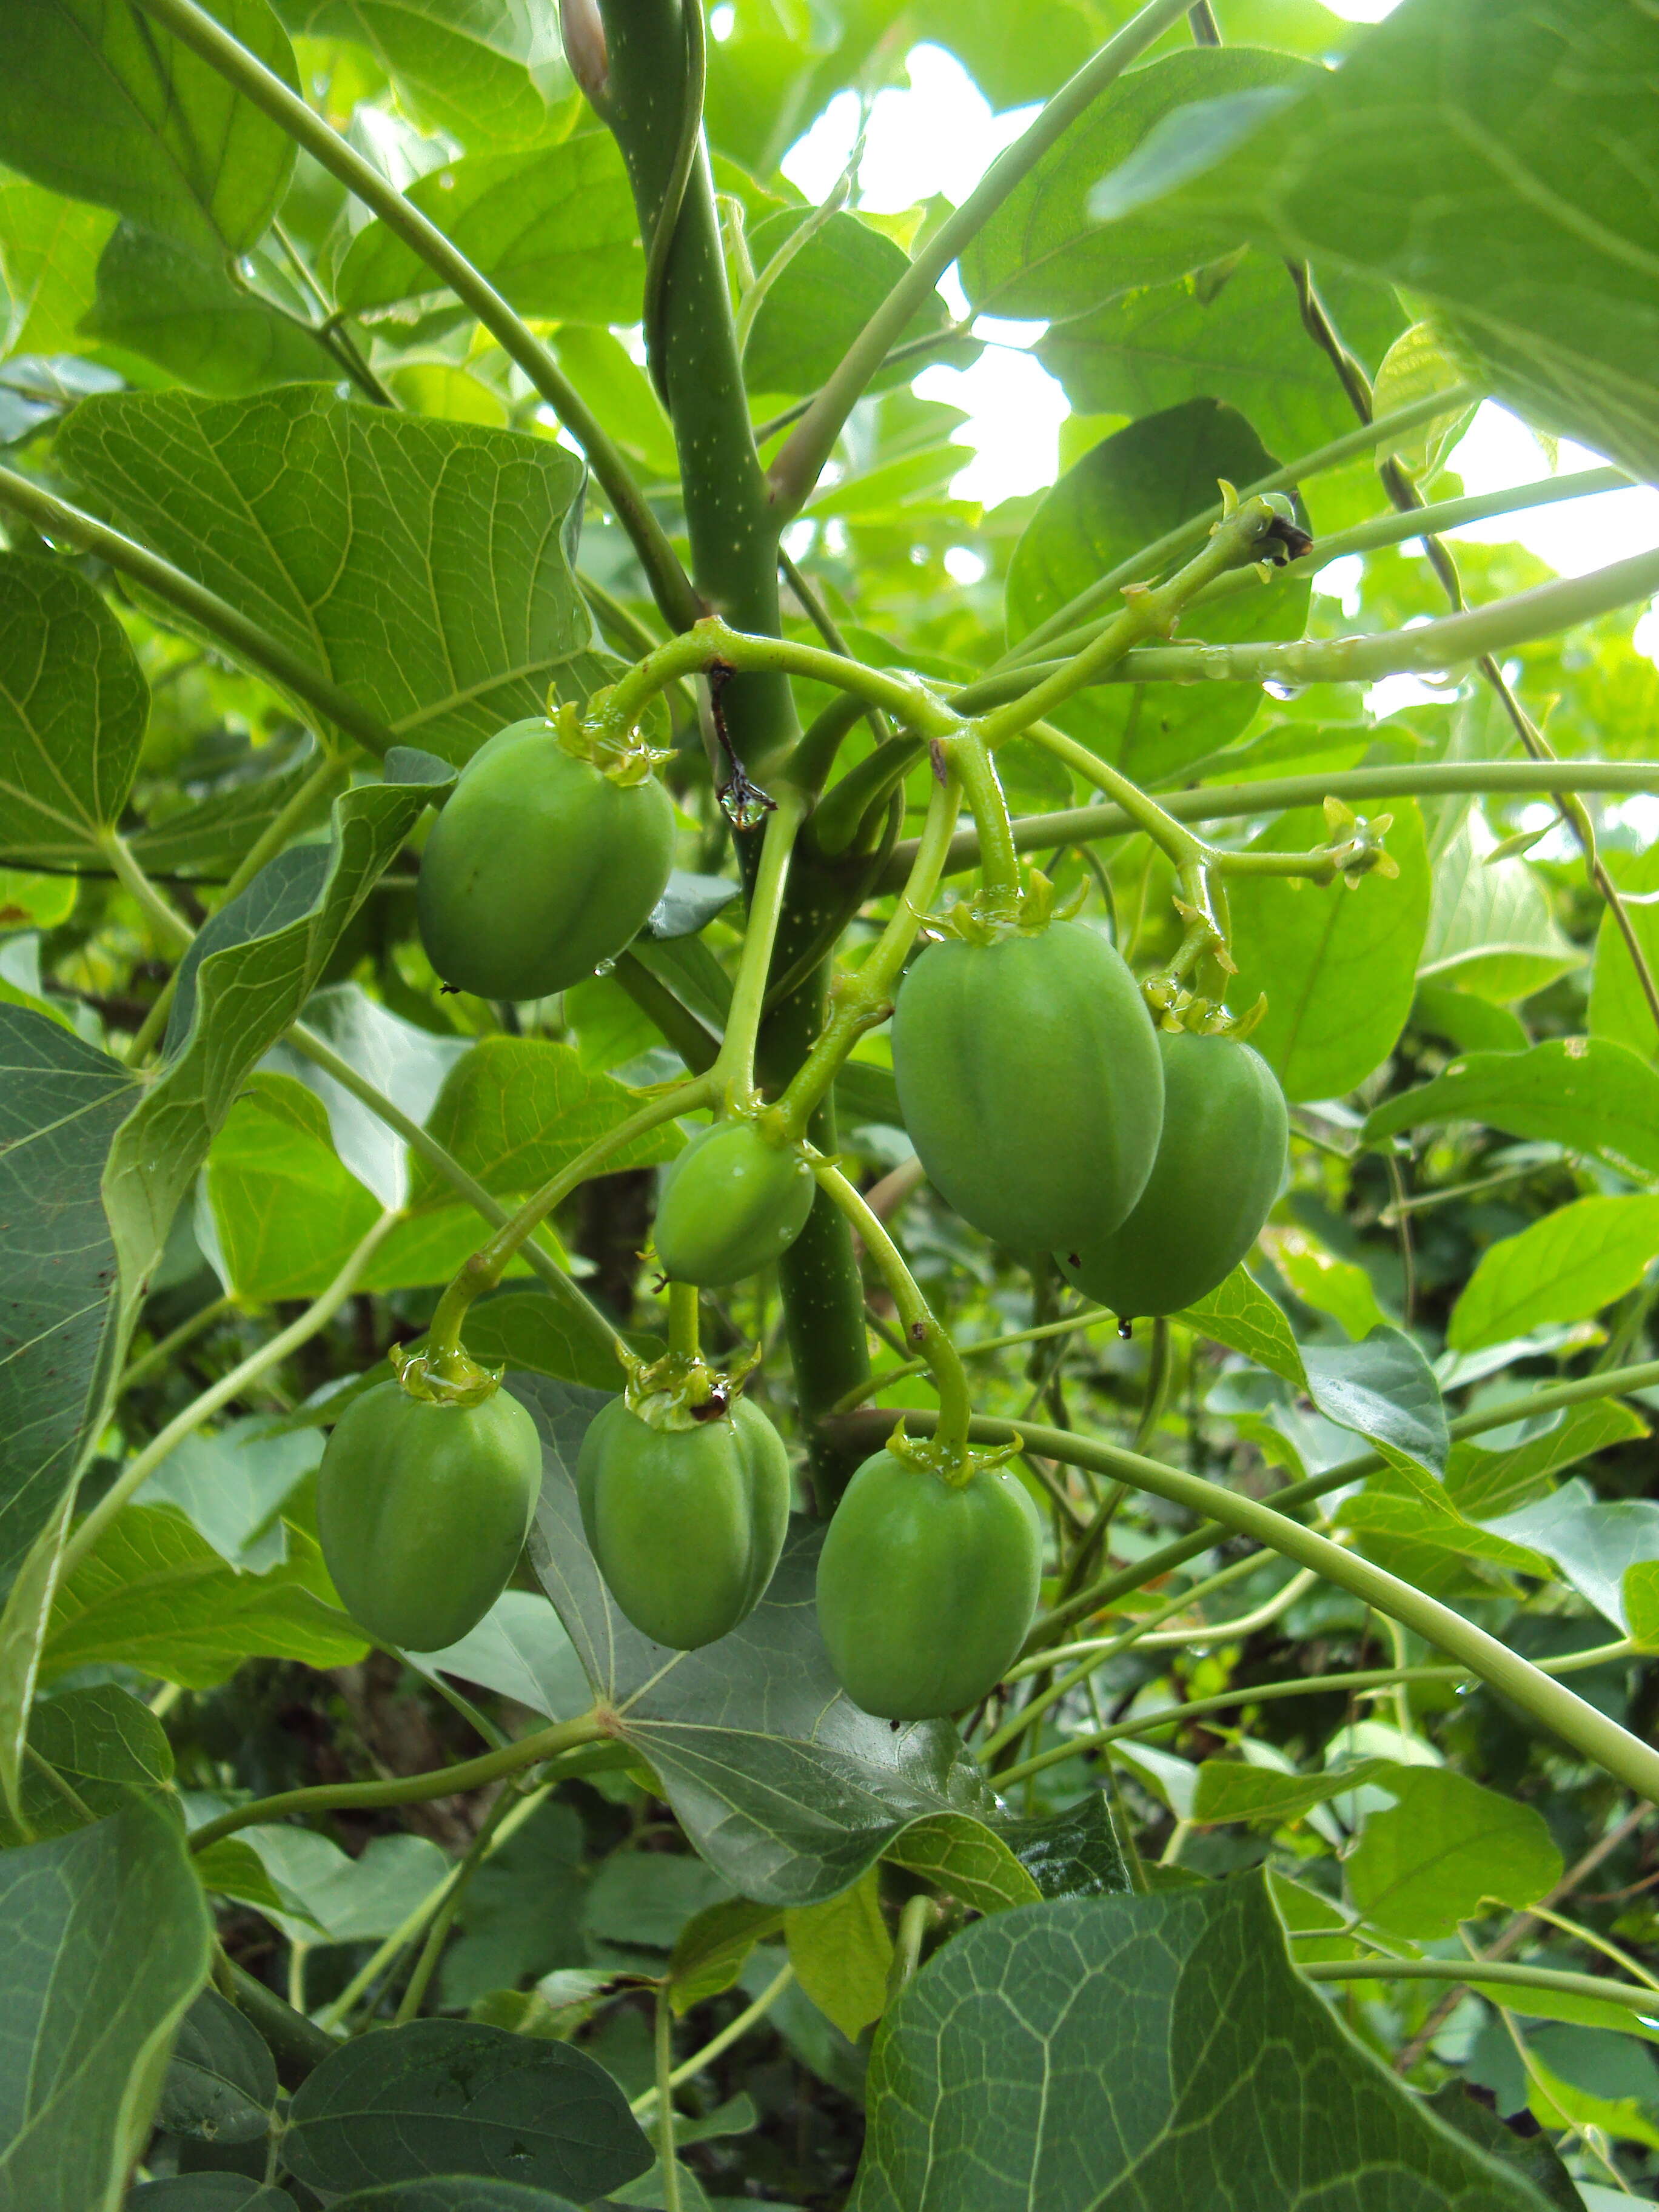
xmin=1486 ymin=1476 xmax=1659 ymax=1635
xmin=1412 ymin=985 xmax=1529 ymax=1057
xmin=1346 ymin=1767 xmax=1562 ymax=1939
xmin=283 ymin=2019 xmax=652 ymax=2200
xmin=329 ymin=2187 xmax=583 ymax=2212
xmin=0 ymin=172 xmax=114 ymax=354
xmin=58 ymin=386 xmax=615 ymax=765
xmin=1192 ymin=1756 xmax=1396 ymax=1828
xmin=1419 ymin=819 xmax=1582 ymax=1005
xmin=850 ymin=1873 xmax=1552 ymax=2210
xmin=1589 ymin=845 xmax=1659 ymax=1065
xmin=128 ymin=2178 xmax=297 ymax=2210
xmin=230 ymin=1823 xmax=449 ymax=1944
xmin=408 ymin=1037 xmax=683 ymax=1210
xmin=1365 ymin=1037 xmax=1659 ymax=1183
xmin=744 ymin=209 xmax=956 ymax=398
xmin=1227 ymin=800 xmax=1433 ymax=1104
xmin=104 ymin=754 xmax=450 ymax=1323
xmin=786 ymin=1869 xmax=894 ymax=2041
xmin=550 ymin=324 xmax=677 ymax=480
xmin=1426 ymin=2082 xmax=1584 ymax=2212
xmin=991 ymin=1794 xmax=1133 ymax=1902
xmin=522 ymin=1378 xmax=999 ymax=1909
xmin=83 ymin=222 xmax=332 ymax=395
xmin=1037 ymin=253 xmax=1404 ymax=461
xmin=1179 ymin=1262 xmax=1304 ymax=1378
xmin=129 ymin=748 xmax=337 ymax=879
xmin=962 ymin=49 xmax=1320 ymax=321
xmin=1259 ymin=1224 xmax=1389 ymax=1342
xmin=452 ymin=1292 xmax=640 ymax=1394
xmin=1624 ymin=1560 xmax=1659 ymax=1651
xmin=41 ymin=1504 xmax=368 ymax=1687
xmin=1087 ymin=0 xmax=1659 ymax=481
xmin=1006 ymin=399 xmax=1309 ymax=783
xmin=0 ymin=0 xmax=297 ymax=257
xmin=1447 ymin=1195 xmax=1659 ymax=1353
xmin=668 ymin=1897 xmax=785 ymax=2014
xmin=0 ymin=1008 xmax=136 ymax=1586
xmin=1446 ymin=1400 xmax=1647 ymax=1522
xmin=336 ymin=137 xmax=642 ymax=326
xmin=273 ymin=0 xmax=574 ymax=152
xmin=155 ymin=1984 xmax=278 ymax=2145
xmin=0 ymin=1681 xmax=174 ymax=1846
xmin=883 ymin=1812 xmax=1042 ymax=1915
xmin=0 ymin=1800 xmax=211 ymax=2212
xmin=0 ymin=552 xmax=149 ymax=865
xmin=136 ymin=1416 xmax=321 ymax=1573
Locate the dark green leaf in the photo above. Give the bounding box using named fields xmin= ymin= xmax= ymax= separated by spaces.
xmin=1007 ymin=400 xmax=1309 ymax=783
xmin=1424 ymin=2084 xmax=1583 ymax=2212
xmin=59 ymin=386 xmax=615 ymax=765
xmin=329 ymin=2188 xmax=581 ymax=2212
xmin=991 ymin=1793 xmax=1133 ymax=1900
xmin=1037 ymin=254 xmax=1406 ymax=460
xmin=336 ymin=138 xmax=642 ymax=326
xmin=883 ymin=1813 xmax=1042 ymax=1914
xmin=1227 ymin=801 xmax=1433 ymax=1102
xmin=127 ymin=2178 xmax=297 ymax=2210
xmin=0 ymin=1007 xmax=136 ymax=1586
xmin=0 ymin=1800 xmax=212 ymax=2211
xmin=964 ymin=49 xmax=1319 ymax=320
xmin=283 ymin=2019 xmax=652 ymax=2200
xmin=646 ymin=873 xmax=741 ymax=940
xmin=129 ymin=750 xmax=337 ymax=879
xmin=1364 ymin=1038 xmax=1659 ymax=1182
xmin=156 ymin=1985 xmax=278 ymax=2145
xmin=0 ymin=1681 xmax=174 ymax=1845
xmin=1411 ymin=985 xmax=1530 ymax=1057
xmin=1094 ymin=0 xmax=1659 ymax=480
xmin=850 ymin=1874 xmax=1551 ymax=2209
xmin=522 ymin=1378 xmax=999 ymax=1908
xmin=669 ymin=1897 xmax=785 ymax=2013
xmin=0 ymin=552 xmax=149 ymax=864
xmin=84 ymin=223 xmax=332 ymax=395
xmin=0 ymin=0 xmax=298 ymax=256
xmin=745 ymin=209 xmax=957 ymax=397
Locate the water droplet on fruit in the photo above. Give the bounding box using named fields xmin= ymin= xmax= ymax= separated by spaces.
xmin=1117 ymin=1318 xmax=1133 ymax=1340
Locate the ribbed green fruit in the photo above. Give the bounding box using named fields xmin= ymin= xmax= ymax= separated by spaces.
xmin=815 ymin=1449 xmax=1043 ymax=1720
xmin=417 ymin=718 xmax=674 ymax=1000
xmin=576 ymin=1393 xmax=792 ymax=1649
xmin=1058 ymin=1029 xmax=1287 ymax=1318
xmin=653 ymin=1119 xmax=816 ymax=1286
xmin=891 ymin=920 xmax=1164 ymax=1252
xmin=318 ymin=1380 xmax=541 ymax=1651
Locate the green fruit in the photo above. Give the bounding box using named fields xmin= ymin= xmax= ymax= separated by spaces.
xmin=318 ymin=1380 xmax=541 ymax=1651
xmin=891 ymin=920 xmax=1164 ymax=1252
xmin=417 ymin=718 xmax=675 ymax=1000
xmin=815 ymin=1449 xmax=1043 ymax=1720
xmin=576 ymin=1393 xmax=792 ymax=1648
xmin=654 ymin=1119 xmax=816 ymax=1286
xmin=1057 ymin=1029 xmax=1287 ymax=1318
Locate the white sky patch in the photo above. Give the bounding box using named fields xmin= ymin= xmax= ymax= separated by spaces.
xmin=782 ymin=46 xmax=1037 ymax=210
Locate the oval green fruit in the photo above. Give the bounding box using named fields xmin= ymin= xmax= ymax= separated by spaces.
xmin=417 ymin=718 xmax=675 ymax=1000
xmin=318 ymin=1379 xmax=541 ymax=1651
xmin=815 ymin=1449 xmax=1043 ymax=1720
xmin=1057 ymin=1029 xmax=1287 ymax=1318
xmin=891 ymin=920 xmax=1164 ymax=1252
xmin=576 ymin=1393 xmax=792 ymax=1648
xmin=653 ymin=1119 xmax=816 ymax=1287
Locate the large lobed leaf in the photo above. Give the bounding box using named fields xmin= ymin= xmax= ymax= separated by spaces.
xmin=850 ymin=1874 xmax=1553 ymax=2210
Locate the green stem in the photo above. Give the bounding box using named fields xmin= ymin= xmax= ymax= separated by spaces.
xmin=667 ymin=1281 xmax=700 ymax=1359
xmin=127 ymin=749 xmax=354 ymax=1064
xmin=868 ymin=1410 xmax=1659 ymax=1802
xmin=809 ymin=1155 xmax=973 ymax=1464
xmin=1002 ymin=385 xmax=1481 ymax=663
xmin=115 ymin=1293 xmax=238 ymax=1396
xmin=886 ymin=1893 xmax=931 ymax=2002
xmin=0 ymin=466 xmax=400 ymax=757
xmin=992 ymin=1648 xmax=1634 ymax=1788
xmin=129 ymin=0 xmax=695 ymax=632
xmin=714 ymin=789 xmax=805 ymax=1105
xmin=654 ymin=1985 xmax=683 ymax=2212
xmin=613 ymin=950 xmax=722 ymax=1073
xmin=952 ymin=734 xmax=1022 ymax=923
xmin=65 ymin=1209 xmax=400 ymax=1578
xmin=426 ymin=1077 xmax=714 ymax=1358
xmin=833 ymin=1304 xmax=1114 ymax=1412
xmin=1300 ymin=1959 xmax=1659 ymax=2016
xmin=188 ymin=1711 xmax=607 ymax=1853
xmin=766 ymin=0 xmax=1200 ymax=515
xmin=631 ymin=1962 xmax=796 ymax=2116
xmin=98 ymin=830 xmax=194 ymax=952
xmin=392 ymin=1784 xmax=518 ymax=2025
xmin=1133 ymin=1317 xmax=1171 ymax=1455
xmin=884 ymin=759 xmax=1659 ymax=891
xmin=773 ymin=773 xmax=962 ymax=1141
xmin=976 ymin=497 xmax=1296 ymax=748
xmin=285 ymin=1022 xmax=620 ymax=1362
xmin=224 ymin=1959 xmax=341 ymax=2085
